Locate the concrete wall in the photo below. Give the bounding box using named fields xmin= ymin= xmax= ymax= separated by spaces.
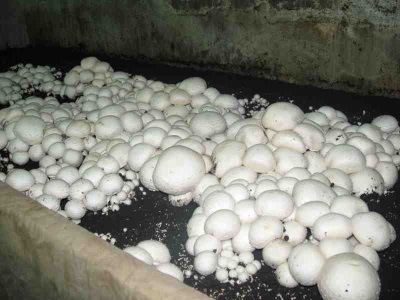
xmin=7 ymin=1 xmax=400 ymax=97
xmin=0 ymin=0 xmax=29 ymax=50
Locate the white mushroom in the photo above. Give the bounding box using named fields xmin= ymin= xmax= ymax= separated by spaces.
xmin=262 ymin=102 xmax=305 ymax=131
xmin=352 ymin=212 xmax=391 ymax=251
xmin=296 ymin=201 xmax=330 ymax=228
xmin=275 ymin=262 xmax=299 ymax=288
xmin=318 ymin=253 xmax=380 ymax=300
xmin=313 ymin=213 xmax=353 ymax=241
xmin=271 ymin=130 xmax=306 ymax=153
xmin=319 ymin=238 xmax=353 ymax=259
xmin=249 ymin=216 xmax=283 ymax=249
xmin=353 ymin=244 xmax=380 ymax=271
xmin=124 ymin=246 xmax=154 ymax=265
xmin=255 ymin=190 xmax=294 ymax=220
xmin=153 ymin=146 xmax=205 ymax=195
xmin=232 ymin=223 xmax=255 ymax=253
xmin=330 ymin=195 xmax=369 ymax=218
xmin=350 ymin=167 xmax=385 ymax=196
xmin=193 ymin=234 xmax=222 ymax=255
xmin=13 ymin=116 xmax=46 ymax=145
xmin=189 ymin=111 xmax=227 ymax=138
xmin=325 ymin=145 xmax=366 ymax=174
xmin=5 ymin=169 xmax=35 ymax=191
xmin=137 ymin=240 xmax=171 ymax=266
xmin=262 ymin=239 xmax=293 ymax=269
xmin=156 ymin=263 xmax=184 ymax=282
xmin=372 ymin=115 xmax=398 ymax=134
xmin=36 ymin=194 xmax=61 ymax=211
xmin=204 ymin=209 xmax=241 ymax=241
xmin=242 ymin=144 xmax=276 ymax=174
xmin=65 ymin=200 xmax=87 ymax=220
xmin=282 ymin=221 xmax=307 ymax=246
xmin=293 ymin=179 xmax=336 ymax=207
xmin=288 ymin=243 xmax=326 ymax=286
xmin=194 ymin=250 xmax=218 ymax=276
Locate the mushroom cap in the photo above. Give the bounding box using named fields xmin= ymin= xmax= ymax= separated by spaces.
xmin=43 ymin=179 xmax=70 ymax=199
xmin=372 ymin=115 xmax=398 ymax=134
xmin=94 ymin=115 xmax=124 ymax=140
xmin=272 ymin=130 xmax=307 ymax=153
xmin=156 ymin=263 xmax=184 ymax=282
xmin=13 ymin=116 xmax=46 ymax=145
xmin=294 ymin=123 xmax=326 ymax=151
xmin=262 ymin=239 xmax=293 ymax=269
xmin=202 ymin=191 xmax=235 ymax=216
xmin=65 ymin=200 xmax=87 ymax=219
xmin=127 ymin=143 xmax=157 ymax=172
xmin=375 ymin=162 xmax=398 ymax=190
xmin=5 ymin=168 xmax=35 ymax=191
xmin=350 ymin=167 xmax=385 ymax=196
xmin=288 ymin=243 xmax=326 ymax=286
xmin=169 ymin=88 xmax=191 ymax=105
xmin=275 ymin=262 xmax=299 ymax=288
xmin=124 ymin=246 xmax=154 ymax=265
xmin=325 ymin=145 xmax=366 ymax=174
xmin=36 ymin=194 xmax=61 ymax=211
xmin=69 ymin=178 xmax=94 ymax=201
xmin=65 ymin=120 xmax=91 ymax=138
xmin=178 ymin=77 xmax=207 ymax=96
xmin=353 ymin=244 xmax=380 ymax=271
xmin=194 ymin=250 xmax=218 ymax=276
xmin=293 ymin=179 xmax=336 ymax=207
xmin=220 ymin=166 xmax=257 ymax=187
xmin=225 ymin=183 xmax=250 ymax=202
xmin=249 ymin=216 xmax=283 ymax=249
xmin=243 ymin=144 xmax=276 ymax=174
xmin=319 ymin=238 xmax=353 ymax=259
xmin=193 ymin=234 xmax=222 ymax=256
xmin=352 ymin=212 xmax=391 ymax=251
xmin=313 ymin=213 xmax=353 ymax=241
xmin=139 ymin=155 xmax=160 ymax=192
xmin=189 ymin=111 xmax=227 ymax=138
xmin=187 ymin=214 xmax=207 ymax=238
xmin=318 ymin=253 xmax=380 ymax=300
xmin=98 ymin=174 xmax=123 ymax=196
xmin=274 ymin=148 xmax=308 ymax=175
xmin=296 ymin=201 xmax=330 ymax=228
xmin=83 ymin=189 xmax=108 ymax=211
xmin=282 ymin=221 xmax=307 ymax=246
xmin=231 ymin=223 xmax=255 ymax=253
xmin=330 ymin=195 xmax=369 ymax=218
xmin=214 ymin=94 xmax=239 ymax=109
xmin=204 ymin=209 xmax=241 ymax=241
xmin=137 ymin=240 xmax=171 ymax=266
xmin=255 ymin=190 xmax=294 ymax=220
xmin=347 ymin=136 xmax=376 ymax=156
xmin=234 ymin=200 xmax=258 ymax=224
xmin=235 ymin=124 xmax=268 ymax=148
xmin=323 ymin=168 xmax=353 ymax=192
xmin=262 ymin=102 xmax=305 ymax=131
xmin=153 ymin=145 xmax=206 ymax=195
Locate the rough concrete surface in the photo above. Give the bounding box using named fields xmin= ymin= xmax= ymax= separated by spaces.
xmin=0 ymin=0 xmax=29 ymax=50
xmin=7 ymin=0 xmax=400 ymax=97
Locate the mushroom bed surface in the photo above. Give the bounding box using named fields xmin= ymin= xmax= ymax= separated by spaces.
xmin=0 ymin=48 xmax=399 ymax=300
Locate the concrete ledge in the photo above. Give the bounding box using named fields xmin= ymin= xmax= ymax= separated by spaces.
xmin=0 ymin=182 xmax=208 ymax=300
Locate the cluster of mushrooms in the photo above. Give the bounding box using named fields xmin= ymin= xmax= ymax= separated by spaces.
xmin=0 ymin=56 xmax=399 ymax=300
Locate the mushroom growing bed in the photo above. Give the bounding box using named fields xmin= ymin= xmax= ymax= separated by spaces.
xmin=0 ymin=48 xmax=400 ymax=300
